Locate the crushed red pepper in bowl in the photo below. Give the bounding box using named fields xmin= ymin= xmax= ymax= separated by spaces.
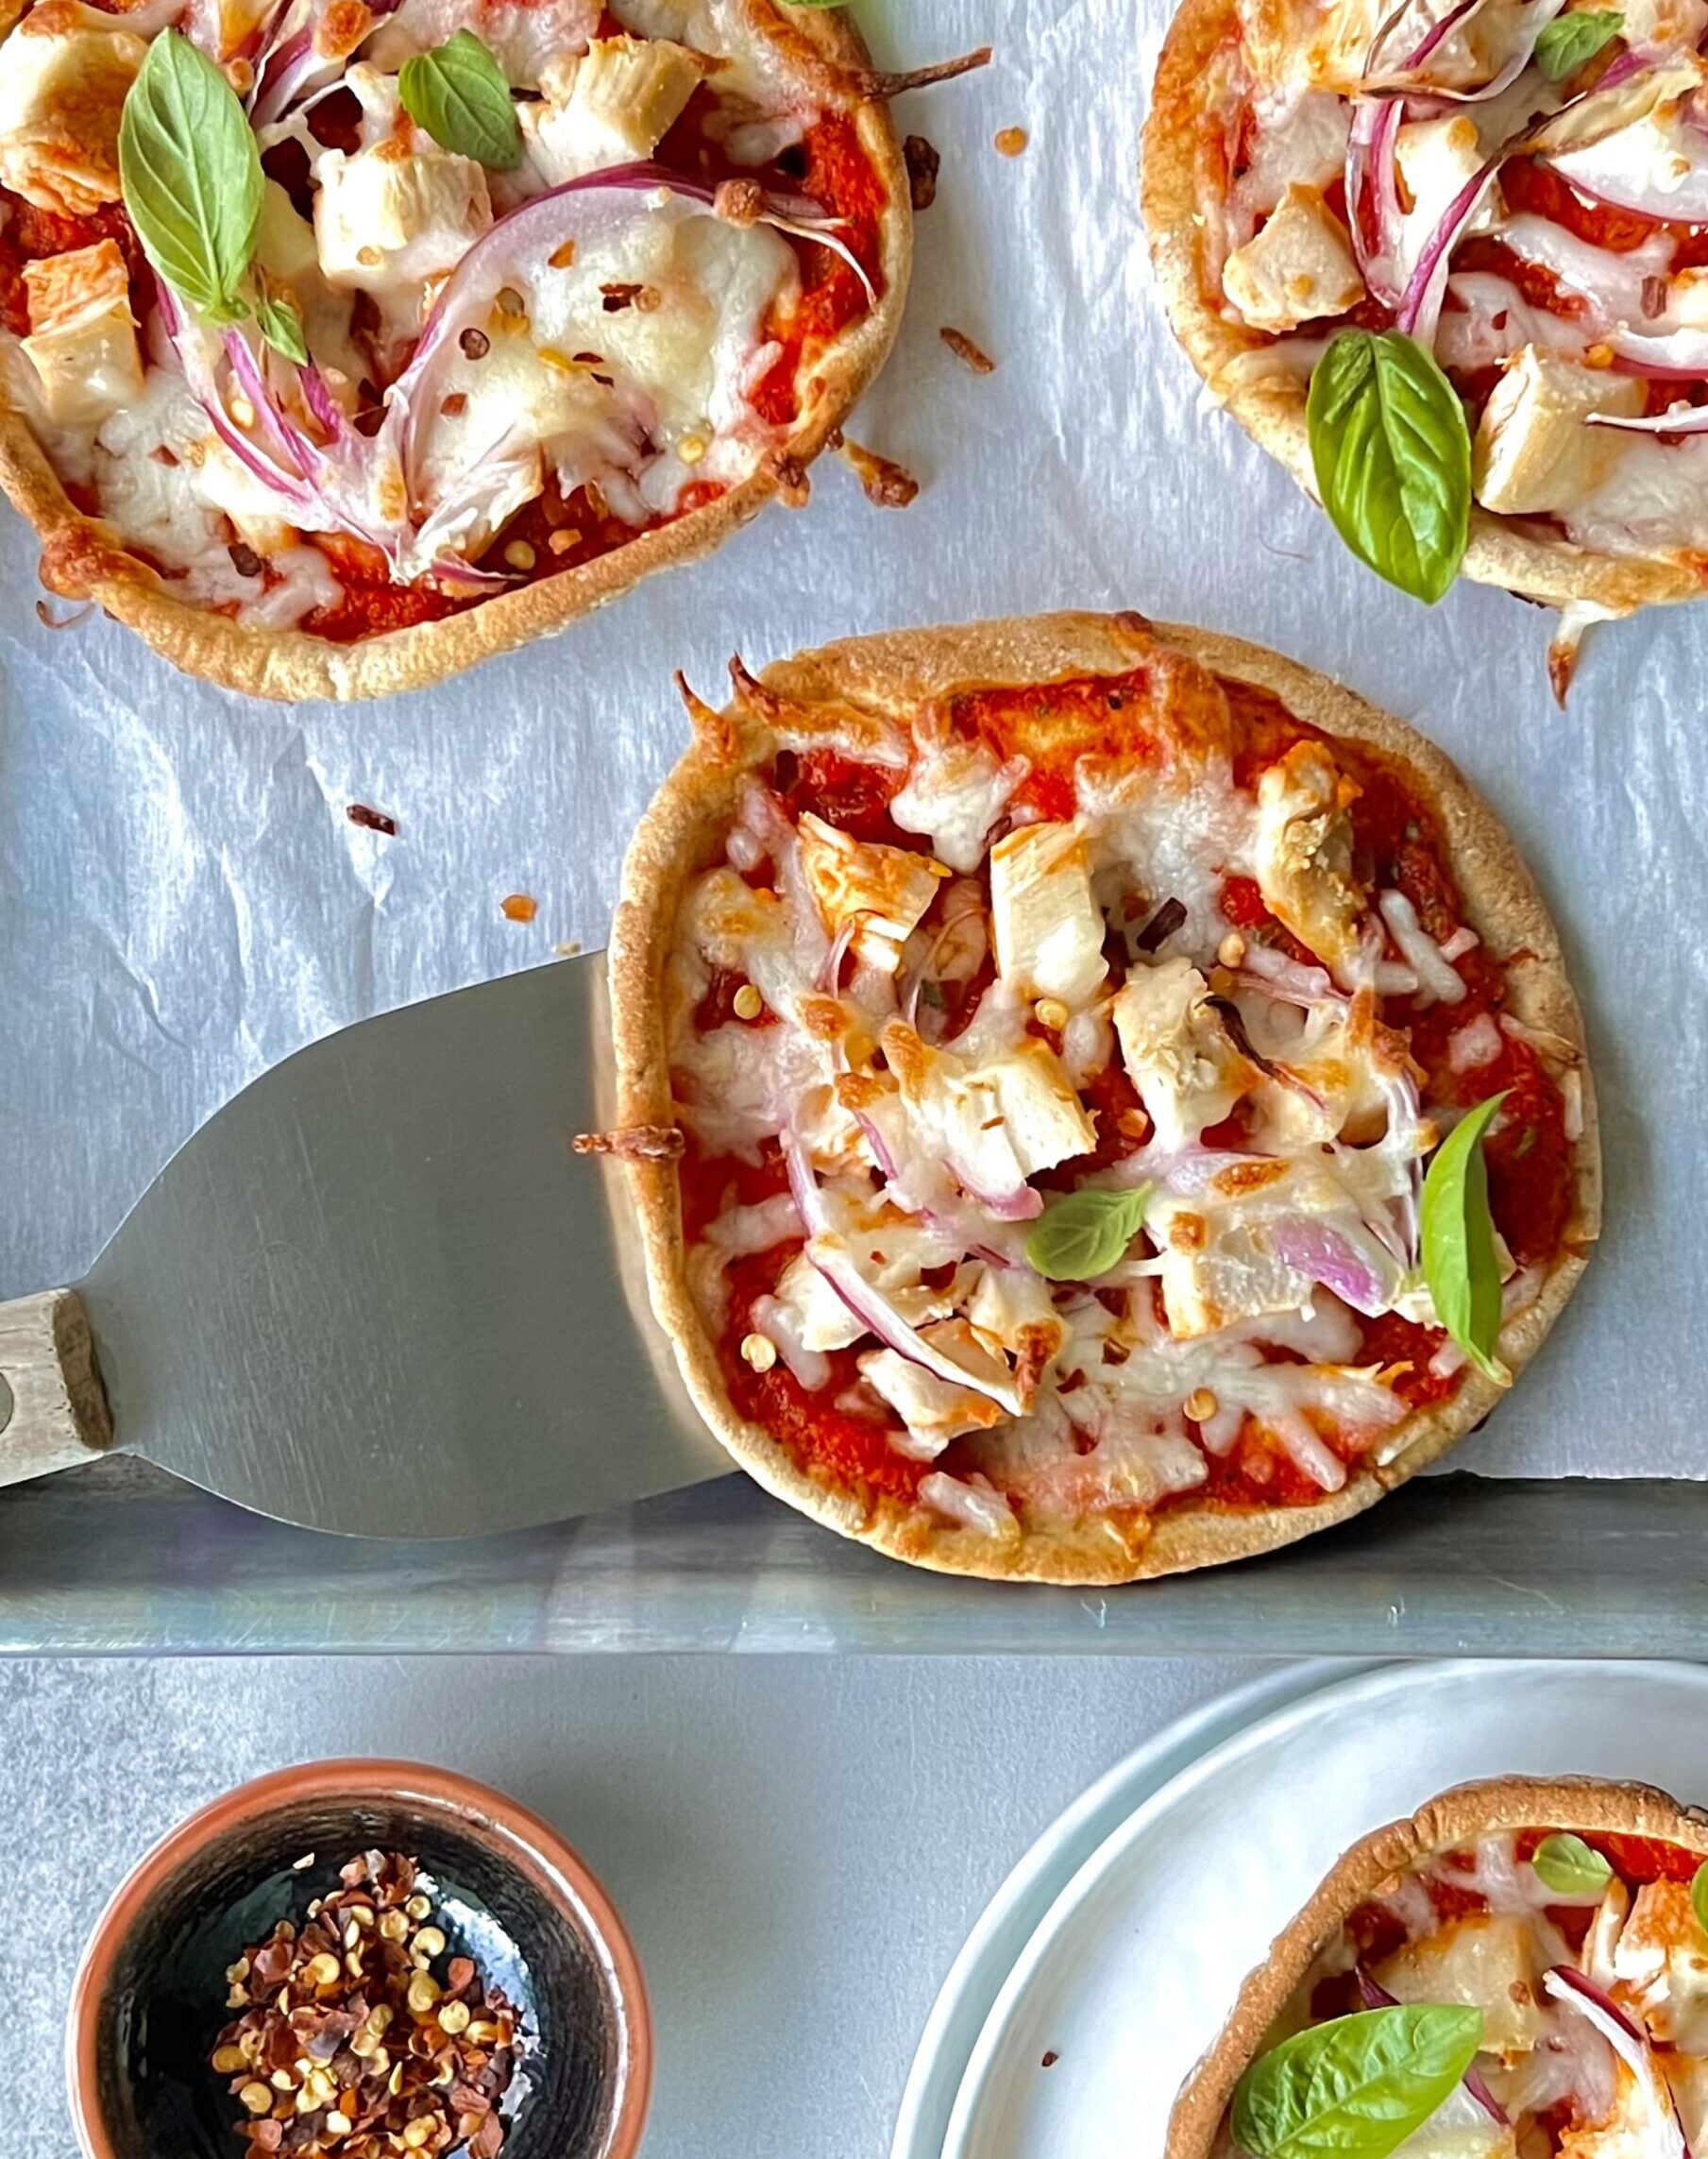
xmin=211 ymin=1850 xmax=523 ymax=2159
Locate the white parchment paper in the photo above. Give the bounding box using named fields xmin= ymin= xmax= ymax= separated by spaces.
xmin=0 ymin=0 xmax=1682 ymax=1476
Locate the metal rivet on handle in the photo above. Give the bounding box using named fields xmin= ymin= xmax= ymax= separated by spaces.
xmin=0 ymin=1372 xmax=12 ymax=1436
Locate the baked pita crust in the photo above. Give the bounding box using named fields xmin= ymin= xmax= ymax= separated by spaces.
xmin=1140 ymin=0 xmax=1708 ymax=619
xmin=610 ymin=609 xmax=1601 ymax=1585
xmin=5 ymin=0 xmax=909 ymax=701
xmin=1169 ymin=1774 xmax=1708 ymax=2159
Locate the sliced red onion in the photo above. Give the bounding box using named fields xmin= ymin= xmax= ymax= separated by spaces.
xmin=157 ymin=162 xmax=871 ymax=590
xmin=394 ymin=162 xmax=866 ymax=478
xmin=1358 ymin=1967 xmax=1510 ymax=2124
xmin=820 ymin=913 xmax=862 ymax=993
xmin=1270 ymin=1220 xmax=1393 ymax=1316
xmin=1362 ymin=0 xmax=1560 ymax=106
xmin=1395 ymin=149 xmax=1506 ymax=343
xmin=1544 ymin=1966 xmax=1691 ymax=2159
xmin=1588 ymin=400 xmax=1708 ymax=434
xmin=782 ymin=1132 xmax=1022 ymax=1414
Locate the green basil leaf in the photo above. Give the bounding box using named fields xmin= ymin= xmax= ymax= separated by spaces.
xmin=254 ymin=289 xmax=307 ymax=366
xmin=399 ymin=30 xmax=523 ymax=170
xmin=1692 ymin=1862 xmax=1708 ymax=1941
xmin=1531 ymin=1833 xmax=1613 ymax=1896
xmin=1534 ymin=9 xmax=1623 ymax=80
xmin=119 ymin=29 xmax=262 ymax=324
xmin=1307 ymin=330 xmax=1472 ymax=606
xmin=1233 ymin=2005 xmax=1483 ymax=2159
xmin=1421 ymin=1091 xmax=1510 ymax=1386
xmin=1024 ymin=1186 xmax=1150 ymax=1281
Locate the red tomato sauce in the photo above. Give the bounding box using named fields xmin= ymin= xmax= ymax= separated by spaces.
xmin=680 ymin=669 xmax=1579 ymax=1526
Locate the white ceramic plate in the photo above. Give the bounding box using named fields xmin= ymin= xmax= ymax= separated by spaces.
xmin=889 ymin=1661 xmax=1369 ymax=2159
xmin=940 ymin=1659 xmax=1708 ymax=2159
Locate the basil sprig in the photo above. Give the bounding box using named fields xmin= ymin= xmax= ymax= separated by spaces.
xmin=1532 ymin=1833 xmax=1613 ymax=1896
xmin=1421 ymin=1092 xmax=1510 ymax=1386
xmin=399 ymin=30 xmax=523 ymax=169
xmin=1692 ymin=1862 xmax=1708 ymax=1940
xmin=1535 ymin=9 xmax=1623 ymax=80
xmin=1234 ymin=2006 xmax=1484 ymax=2159
xmin=1025 ymin=1186 xmax=1151 ymax=1281
xmin=1307 ymin=331 xmax=1472 ymax=606
xmin=119 ymin=30 xmax=302 ymax=362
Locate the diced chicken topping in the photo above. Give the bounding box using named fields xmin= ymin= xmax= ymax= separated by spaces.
xmin=1378 ymin=1913 xmax=1550 ymax=2059
xmin=860 ymin=1332 xmax=1012 ymax=1454
xmin=1252 ymin=740 xmax=1362 ymax=971
xmin=989 ymin=822 xmax=1110 ymax=1007
xmin=1474 ymin=349 xmax=1646 ymax=518
xmin=1613 ymin=1882 xmax=1708 ymax=2052
xmin=1111 ymin=957 xmax=1257 ymax=1149
xmin=521 ymin=34 xmax=708 ymax=183
xmin=0 ymin=1 xmax=144 ymax=216
xmin=883 ymin=1021 xmax=1099 ymax=1196
xmin=313 ymin=137 xmax=495 ymax=302
xmin=21 ymin=238 xmax=143 ymax=425
xmin=798 ymin=813 xmax=950 ymax=974
xmin=1222 ymin=184 xmax=1364 ymax=334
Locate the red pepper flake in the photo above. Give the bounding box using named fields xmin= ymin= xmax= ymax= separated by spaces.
xmin=1041 ymin=2049 xmax=1059 ymax=2068
xmin=995 ymin=126 xmax=1029 ymax=157
xmin=346 ymin=803 xmax=397 ymax=837
xmin=838 ymin=436 xmax=920 ymax=508
xmin=500 ymin=893 xmax=538 ymax=924
xmin=459 ymin=327 xmax=490 ymax=360
xmin=600 ymin=281 xmax=644 ymax=313
xmin=903 ymin=134 xmax=939 ymax=211
xmin=211 ymin=1848 xmax=523 ymax=2157
xmin=228 ymin=541 xmax=264 ymax=578
xmin=940 ymin=325 xmax=996 ymax=375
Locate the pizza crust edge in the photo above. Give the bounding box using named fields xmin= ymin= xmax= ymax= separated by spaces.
xmin=609 ymin=608 xmax=1602 ymax=1584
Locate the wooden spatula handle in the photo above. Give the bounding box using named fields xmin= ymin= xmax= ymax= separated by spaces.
xmin=0 ymin=1289 xmax=114 ymax=1485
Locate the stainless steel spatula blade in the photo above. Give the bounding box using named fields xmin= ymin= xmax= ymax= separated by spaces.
xmin=0 ymin=954 xmax=731 ymax=1536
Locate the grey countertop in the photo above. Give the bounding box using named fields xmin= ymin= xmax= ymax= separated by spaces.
xmin=4 ymin=1653 xmax=1263 ymax=2157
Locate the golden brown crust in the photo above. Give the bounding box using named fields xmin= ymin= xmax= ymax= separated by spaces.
xmin=5 ymin=4 xmax=911 ymax=702
xmin=609 ymin=609 xmax=1601 ymax=1585
xmin=1139 ymin=0 xmax=1708 ymax=617
xmin=1167 ymin=1775 xmax=1708 ymax=2159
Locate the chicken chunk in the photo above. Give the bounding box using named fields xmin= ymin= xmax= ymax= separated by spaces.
xmin=1473 ymin=347 xmax=1644 ymax=517
xmin=1110 ymin=959 xmax=1257 ymax=1149
xmin=521 ymin=34 xmax=708 ymax=184
xmin=1612 ymin=1879 xmax=1708 ymax=2052
xmin=313 ymin=137 xmax=493 ymax=298
xmin=0 ymin=1 xmax=144 ymax=217
xmin=989 ymin=822 xmax=1108 ymax=1008
xmin=1376 ymin=1912 xmax=1548 ymax=2059
xmin=1252 ymin=740 xmax=1363 ymax=972
xmin=20 ymin=238 xmax=142 ymax=426
xmin=883 ymin=1021 xmax=1097 ymax=1204
xmin=1223 ymin=184 xmax=1364 ymax=334
xmin=860 ymin=1327 xmax=1011 ymax=1455
xmin=797 ymin=813 xmax=949 ymax=975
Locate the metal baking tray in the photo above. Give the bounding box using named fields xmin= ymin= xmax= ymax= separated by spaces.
xmin=0 ymin=1458 xmax=1696 ymax=1654
xmin=4 ymin=0 xmax=1707 ymax=1654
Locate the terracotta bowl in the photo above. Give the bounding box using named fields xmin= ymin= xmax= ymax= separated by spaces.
xmin=65 ymin=1759 xmax=651 ymax=2159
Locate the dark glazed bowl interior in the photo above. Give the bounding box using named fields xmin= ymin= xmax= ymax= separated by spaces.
xmin=72 ymin=1764 xmax=648 ymax=2159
